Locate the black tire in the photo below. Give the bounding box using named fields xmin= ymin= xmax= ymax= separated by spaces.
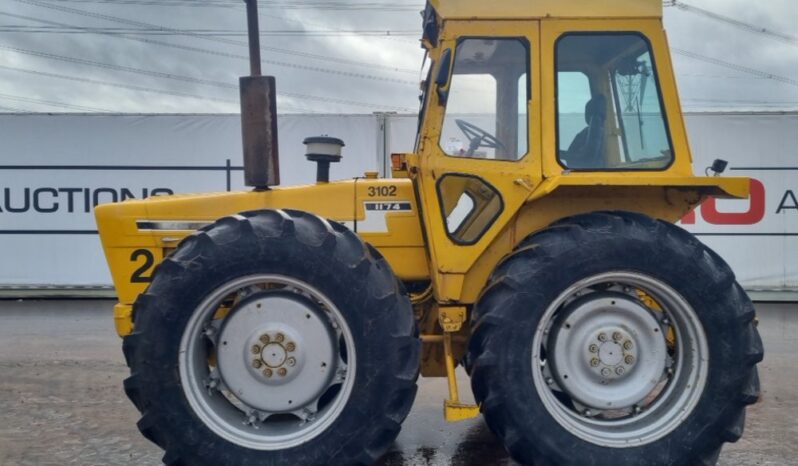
xmin=122 ymin=210 xmax=420 ymax=466
xmin=468 ymin=211 xmax=763 ymax=466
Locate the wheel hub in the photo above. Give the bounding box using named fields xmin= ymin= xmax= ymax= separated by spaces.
xmin=587 ymin=327 xmax=638 ymax=380
xmin=247 ymin=330 xmax=302 ymax=383
xmin=549 ymin=293 xmax=667 ymax=410
xmin=216 ymin=291 xmax=337 ymax=412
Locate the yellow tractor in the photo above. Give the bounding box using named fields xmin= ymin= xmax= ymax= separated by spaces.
xmin=96 ymin=0 xmax=763 ymax=464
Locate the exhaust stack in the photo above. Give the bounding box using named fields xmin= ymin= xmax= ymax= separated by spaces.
xmin=240 ymin=0 xmax=280 ymax=189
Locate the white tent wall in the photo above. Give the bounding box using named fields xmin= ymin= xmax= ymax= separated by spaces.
xmin=680 ymin=113 xmax=798 ymax=294
xmin=0 ymin=114 xmax=381 ymax=292
xmin=0 ymin=112 xmax=795 ymax=297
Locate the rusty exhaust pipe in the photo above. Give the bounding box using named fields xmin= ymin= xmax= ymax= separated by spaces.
xmin=240 ymin=0 xmax=279 ymax=189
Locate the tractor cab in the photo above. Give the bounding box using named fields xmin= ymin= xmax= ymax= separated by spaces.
xmin=403 ymin=0 xmax=749 ymax=303
xmin=418 ymin=0 xmax=676 ymax=171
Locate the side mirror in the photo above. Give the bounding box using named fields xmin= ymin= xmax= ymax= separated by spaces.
xmin=436 ymin=48 xmax=452 ymax=105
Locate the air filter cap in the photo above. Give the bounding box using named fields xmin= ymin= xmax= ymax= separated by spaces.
xmin=304 ymin=136 xmax=345 ymax=162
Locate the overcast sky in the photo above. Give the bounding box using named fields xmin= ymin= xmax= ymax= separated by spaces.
xmin=0 ymin=0 xmax=796 ymax=114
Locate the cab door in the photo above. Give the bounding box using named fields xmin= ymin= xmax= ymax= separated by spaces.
xmin=413 ymin=20 xmax=541 ymax=301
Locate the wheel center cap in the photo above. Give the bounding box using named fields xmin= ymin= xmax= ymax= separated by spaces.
xmin=216 ymin=291 xmax=339 ymax=413
xmin=599 ymin=341 xmax=623 ymax=366
xmin=262 ymin=343 xmax=287 ymax=368
xmin=548 ymin=293 xmax=668 ymax=410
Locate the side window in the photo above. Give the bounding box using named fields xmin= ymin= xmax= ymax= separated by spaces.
xmin=439 ymin=38 xmax=529 ymax=161
xmin=438 ymin=175 xmax=502 ymax=245
xmin=556 ymin=33 xmax=673 ymax=170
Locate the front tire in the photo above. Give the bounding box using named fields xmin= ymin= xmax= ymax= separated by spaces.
xmin=468 ymin=211 xmax=762 ymax=466
xmin=123 ymin=210 xmax=420 ymax=465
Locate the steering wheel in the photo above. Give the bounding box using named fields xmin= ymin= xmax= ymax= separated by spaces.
xmin=455 ymin=119 xmax=506 ymax=157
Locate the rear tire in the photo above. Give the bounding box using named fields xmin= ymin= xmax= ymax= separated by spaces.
xmin=468 ymin=211 xmax=762 ymax=466
xmin=123 ymin=210 xmax=420 ymax=465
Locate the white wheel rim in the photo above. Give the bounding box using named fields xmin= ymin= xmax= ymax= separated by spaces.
xmin=178 ymin=274 xmax=357 ymax=450
xmin=531 ymin=271 xmax=709 ymax=448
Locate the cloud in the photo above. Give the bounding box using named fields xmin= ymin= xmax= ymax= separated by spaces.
xmin=664 ymin=0 xmax=798 ymax=110
xmin=0 ymin=0 xmax=795 ymax=113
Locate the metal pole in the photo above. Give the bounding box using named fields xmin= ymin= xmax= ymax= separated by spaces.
xmin=244 ymin=0 xmax=262 ymax=77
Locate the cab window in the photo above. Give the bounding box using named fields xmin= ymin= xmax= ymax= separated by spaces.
xmin=556 ymin=33 xmax=673 ymax=170
xmin=438 ymin=174 xmax=502 ymax=245
xmin=439 ymin=38 xmax=529 ymax=161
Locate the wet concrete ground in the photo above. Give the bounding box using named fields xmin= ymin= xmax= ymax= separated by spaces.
xmin=0 ymin=300 xmax=795 ymax=466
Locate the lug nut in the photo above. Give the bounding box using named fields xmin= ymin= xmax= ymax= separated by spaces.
xmin=661 ymin=318 xmax=670 ymax=326
xmin=275 ymin=333 xmax=285 ymax=343
xmin=625 ymin=355 xmax=635 ymax=365
xmin=252 ymin=360 xmax=263 ymax=369
xmin=259 ymin=334 xmax=270 ymax=344
xmin=590 ymin=358 xmax=600 ymax=367
xmin=623 ymin=341 xmax=633 ymax=350
xmin=278 ymin=368 xmax=287 ymax=377
xmin=545 ymin=377 xmax=554 ymax=385
xmin=287 ymin=357 xmax=296 ymax=367
xmin=583 ymin=409 xmax=593 ymax=417
xmin=613 ymin=332 xmax=623 ymax=342
xmin=251 ymin=345 xmax=261 ymax=355
xmin=263 ymin=368 xmax=273 ymax=378
xmin=616 ymin=367 xmax=625 ymax=376
xmin=598 ymin=333 xmax=608 ymax=342
xmin=601 ymin=368 xmax=612 ymax=377
xmin=589 ymin=344 xmax=599 ymax=353
xmin=286 ymin=342 xmax=296 ymax=352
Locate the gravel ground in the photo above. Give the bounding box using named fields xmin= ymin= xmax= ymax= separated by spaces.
xmin=0 ymin=300 xmax=794 ymax=466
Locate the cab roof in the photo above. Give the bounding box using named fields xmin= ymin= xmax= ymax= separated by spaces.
xmin=427 ymin=0 xmax=662 ymax=20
